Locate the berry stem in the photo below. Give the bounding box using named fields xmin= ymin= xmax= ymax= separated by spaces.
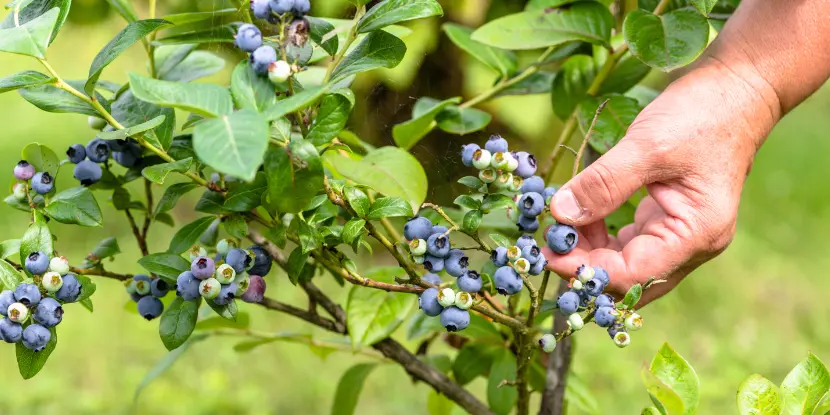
xmin=141 ymin=179 xmax=154 ymax=239
xmin=421 ymin=203 xmax=491 ymax=252
xmin=322 ymin=6 xmax=365 ymax=84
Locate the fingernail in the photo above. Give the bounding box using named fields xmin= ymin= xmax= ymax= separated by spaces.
xmin=553 ymin=189 xmax=583 ymax=221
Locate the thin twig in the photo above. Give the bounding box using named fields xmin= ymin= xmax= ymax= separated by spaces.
xmin=573 ymin=98 xmax=610 ymax=177
xmin=124 ymin=209 xmax=148 ymax=256
xmin=142 ymin=179 xmax=153 ymax=239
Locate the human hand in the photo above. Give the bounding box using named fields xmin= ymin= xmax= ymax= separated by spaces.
xmin=542 ymin=59 xmax=781 ymax=306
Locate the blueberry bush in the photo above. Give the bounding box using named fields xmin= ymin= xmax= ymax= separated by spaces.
xmin=0 ymin=0 xmax=827 ymax=413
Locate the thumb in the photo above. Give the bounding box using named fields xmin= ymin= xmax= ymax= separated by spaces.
xmin=550 ymin=141 xmax=649 ymax=226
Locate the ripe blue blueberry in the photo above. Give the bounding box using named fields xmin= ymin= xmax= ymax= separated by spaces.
xmin=129 ymin=292 xmax=143 ymax=302
xmin=55 ymin=274 xmax=81 ymax=303
xmin=248 ymin=245 xmax=272 ymax=276
xmin=422 ymin=273 xmax=442 ymax=286
xmin=33 ymin=298 xmax=63 ymax=327
xmin=235 ymin=23 xmax=263 ymax=52
xmin=22 ymin=324 xmax=51 ymax=351
xmin=539 ymin=333 xmax=556 ymax=352
xmin=137 ymin=296 xmax=163 ymax=320
xmin=543 ymin=186 xmax=557 ymax=203
xmin=0 ymin=318 xmax=22 ymax=343
xmin=73 ymin=160 xmax=103 ymax=186
xmin=584 ymin=277 xmax=605 ymax=296
xmin=444 ymin=249 xmax=468 ymax=278
xmin=13 ymin=160 xmax=35 ymax=181
xmin=593 ymin=266 xmax=610 ymax=286
xmin=85 ymin=138 xmax=110 ymax=163
xmin=557 ymin=291 xmax=580 ymax=315
xmin=225 ymin=248 xmax=252 ymax=273
xmin=491 ymin=246 xmax=508 ymax=267
xmin=520 ymin=176 xmax=545 ymax=194
xmin=250 ymin=0 xmax=271 ymax=19
xmin=493 ymin=266 xmax=522 ymax=296
xmin=404 ymin=217 xmax=433 ymax=241
xmin=432 ymin=225 xmax=448 ymax=236
xmin=518 ymin=192 xmax=545 ymax=217
xmin=66 ymin=144 xmax=86 ymax=164
xmin=418 ymin=288 xmax=443 ymax=317
xmin=176 ymin=271 xmax=201 ymax=301
xmin=270 ymin=0 xmax=294 ymax=14
xmin=517 ymin=215 xmax=539 ymax=232
xmin=191 ymin=256 xmax=216 ymax=280
xmin=0 ymin=290 xmax=14 ymax=317
xmin=440 ymin=306 xmax=470 ymax=332
xmin=292 ymin=0 xmax=310 ymax=15
xmin=31 ymin=172 xmax=53 ymax=195
xmin=594 ymin=306 xmax=618 ymax=327
xmin=25 ymin=251 xmax=49 ymax=275
xmin=241 ymin=275 xmax=266 ymax=303
xmin=112 ymin=140 xmax=143 ymax=167
xmin=426 ymin=234 xmax=450 ymax=258
xmin=14 ymin=283 xmax=41 ymax=307
xmin=423 ymin=255 xmax=444 ymax=272
xmin=515 ymin=234 xmax=536 ymax=251
xmin=577 ymin=289 xmax=592 ymax=308
xmin=595 ymin=293 xmax=615 ymax=308
xmin=546 ymin=224 xmax=578 ymax=254
xmin=460 ymin=143 xmax=480 ymax=167
xmin=513 ymin=152 xmax=537 ymax=179
xmin=213 ymin=283 xmax=237 ymax=305
xmin=251 ymin=45 xmax=278 ymax=75
xmin=521 ymin=245 xmax=542 ymax=265
xmin=528 ymin=257 xmax=547 ymax=276
xmin=484 ymin=135 xmax=508 ymax=153
xmin=457 ymin=270 xmax=482 ymax=293
xmin=150 ymin=278 xmax=170 ymax=298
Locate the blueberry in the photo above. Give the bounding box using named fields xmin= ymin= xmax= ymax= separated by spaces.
xmin=409 ymin=239 xmax=427 ymax=256
xmin=514 ymin=152 xmax=537 ymax=179
xmin=576 ymin=264 xmax=595 ymax=283
xmin=432 ymin=225 xmax=448 ymax=235
xmin=528 ymin=257 xmax=547 ymax=276
xmin=292 ymin=0 xmax=310 ymax=15
xmin=73 ymin=160 xmax=103 ymax=186
xmin=593 ymin=266 xmax=610 ymax=286
xmin=595 ymin=293 xmax=615 ymax=308
xmin=189 ymin=246 xmax=207 ymax=262
xmin=594 ymin=306 xmax=618 ymax=327
xmin=543 ymin=186 xmax=558 ymax=203
xmin=215 ymin=263 xmax=236 ymax=284
xmin=0 ymin=291 xmax=14 ymax=317
xmin=225 ymin=248 xmax=251 ymax=274
xmin=493 ymin=266 xmax=522 ymax=296
xmin=484 ymin=135 xmax=508 ymax=153
xmin=129 ymin=292 xmax=143 ymax=302
xmin=478 ymin=168 xmax=496 ymax=183
xmin=490 ymin=152 xmax=510 ymax=170
xmin=55 ymin=274 xmax=81 ymax=303
xmin=577 ymin=289 xmax=592 ymax=309
xmin=520 ymin=176 xmax=545 ymax=194
xmin=506 ymin=246 xmax=522 ymax=262
xmin=444 ymin=249 xmax=468 ymax=278
xmin=48 ymin=256 xmax=70 ymax=276
xmin=567 ymin=313 xmax=584 ymax=330
xmin=241 ymin=275 xmax=266 ymax=303
xmin=515 ymin=234 xmax=537 ymax=251
xmin=150 ymin=278 xmax=170 ymax=298
xmin=426 ymin=234 xmax=450 ymax=258
xmin=539 ymin=333 xmax=556 ymax=352
xmin=472 ymin=149 xmax=492 ymax=170
xmin=213 ymin=283 xmax=237 ymax=306
xmin=7 ymin=303 xmax=28 ymax=323
xmin=460 ymin=144 xmax=480 ymax=167
xmin=418 ymin=288 xmax=443 ymax=317
xmin=191 ymin=256 xmax=215 ymax=280
xmin=584 ymin=277 xmax=604 ymax=296
xmin=235 ymin=23 xmax=263 ymax=52
xmin=439 ymin=306 xmax=470 ymax=332
xmin=625 ymin=313 xmax=643 ymax=331
xmin=436 ymin=288 xmax=456 ymax=307
xmin=0 ymin=318 xmax=22 ymax=343
xmin=25 ymin=251 xmax=50 ymax=275
xmin=66 ymin=144 xmax=86 ymax=164
xmin=457 ymin=270 xmax=482 ymax=293
xmin=135 ymin=296 xmax=163 ymax=320
xmin=85 ymin=138 xmax=110 ymax=163
xmin=557 ymin=291 xmax=580 ymax=315
xmin=176 ymin=271 xmax=201 ymax=301
xmin=403 ymin=217 xmax=433 ymax=241
xmin=199 ymin=278 xmax=221 ymax=299
xmin=423 ymin=255 xmax=444 ymax=272
xmin=112 ymin=141 xmax=142 ymax=167
xmin=247 ymin=245 xmax=272 ymax=276
xmin=250 ymin=0 xmax=271 ymax=18
xmin=133 ymin=274 xmax=151 ymax=296
xmin=14 ymin=283 xmax=41 ymax=307
xmin=546 ymin=224 xmax=578 ymax=254
xmin=88 ymin=116 xmax=107 ymax=130
xmin=454 ymin=291 xmax=474 ymax=310
xmin=42 ymin=272 xmax=63 ymax=293
xmin=31 ymin=172 xmax=53 ymax=194
xmin=490 ymin=246 xmax=508 ymax=267
xmin=494 ymin=172 xmax=513 ymax=189
xmin=270 ymin=0 xmax=294 ymax=14
xmin=22 ymin=324 xmax=51 ymax=351
xmin=422 ymin=273 xmax=442 ymax=286
xmin=13 ymin=160 xmax=35 ymax=181
xmin=12 ymin=183 xmax=26 ymax=200
xmin=33 ymin=298 xmax=63 ymax=327
xmin=607 ymin=322 xmax=625 ymax=339
xmin=518 ymin=192 xmax=545 ymax=217
xmin=517 ymin=215 xmax=539 ymax=232
xmin=521 ymin=245 xmax=542 ymax=265
xmin=251 ymin=45 xmax=278 ymax=75
xmin=613 ymin=331 xmax=631 ymax=348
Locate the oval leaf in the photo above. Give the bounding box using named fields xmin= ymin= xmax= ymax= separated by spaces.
xmin=194 ymin=109 xmax=268 ymax=181
xmin=737 ymin=374 xmax=782 ymax=415
xmin=488 ymin=348 xmax=518 ymax=415
xmin=551 ymin=54 xmax=597 ymax=120
xmin=167 ymin=216 xmax=216 ymax=254
xmin=577 ymin=94 xmax=642 ymax=154
xmin=331 ymin=363 xmax=378 ymax=415
xmin=138 ymin=252 xmax=190 ymax=281
xmin=22 ymin=142 xmax=59 ymax=177
xmin=330 ymin=30 xmax=406 ymax=84
xmin=44 ymin=186 xmax=103 ymax=227
xmin=780 ymin=353 xmax=830 ymax=415
xmin=0 ymin=7 xmax=59 ymax=58
xmin=346 ymin=284 xmax=414 ymax=349
xmin=650 ymin=343 xmax=699 ymax=414
xmin=159 ymin=297 xmax=201 ymax=351
xmin=392 ymin=96 xmax=461 ymax=150
xmin=435 ymin=106 xmax=492 ymax=135
xmin=16 ymin=325 xmax=56 ymax=379
xmin=19 ymin=211 xmax=52 ymax=274
xmin=0 ymin=70 xmax=51 ymax=93
xmin=641 ymin=364 xmax=685 ymax=415
xmin=230 ymin=60 xmax=277 ymax=113
xmin=307 ymin=93 xmax=353 ymax=146
xmin=623 ymin=8 xmax=710 ymax=72
xmin=366 ymin=196 xmax=413 ymax=220
xmin=264 ymin=139 xmax=324 ymax=214
xmin=129 ymin=72 xmax=233 ymax=117
xmin=357 ymin=0 xmax=443 ymax=33
xmin=442 ymin=23 xmax=516 ymax=76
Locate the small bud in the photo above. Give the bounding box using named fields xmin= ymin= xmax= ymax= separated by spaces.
xmin=494 ymin=173 xmax=512 ymax=189
xmin=189 ymin=246 xmax=207 ymax=262
xmin=48 ymin=256 xmax=70 ymax=276
xmin=478 ymin=168 xmax=496 ymax=184
xmin=454 ymin=291 xmax=473 ymax=310
xmin=134 ymin=279 xmax=150 ymax=295
xmin=613 ymin=331 xmax=631 ymax=348
xmin=42 ymin=271 xmax=63 ymax=293
xmin=576 ymin=265 xmax=595 ymax=284
xmin=12 ymin=183 xmax=27 ymax=200
xmin=88 ymin=116 xmax=107 ymax=130
xmin=268 ymin=60 xmax=292 ymax=84
xmin=625 ymin=313 xmax=643 ymax=331
xmin=409 ymin=239 xmax=427 ymax=256
xmin=490 ymin=152 xmax=509 ymax=170
xmin=7 ymin=302 xmax=29 ymax=323
xmin=437 ymin=288 xmax=456 ymax=307
xmin=215 ymin=263 xmax=236 ymax=284
xmin=538 ymin=333 xmax=556 ymax=352
xmin=199 ymin=278 xmax=221 ymax=300
xmin=512 ymin=258 xmax=530 ymax=274
xmin=567 ymin=313 xmax=584 ymax=331
xmin=506 ymin=246 xmax=521 ymax=261
xmin=472 ymin=149 xmax=492 ymax=170
xmin=412 ymin=255 xmax=425 ymax=265
xmin=571 ymin=279 xmax=583 ymax=290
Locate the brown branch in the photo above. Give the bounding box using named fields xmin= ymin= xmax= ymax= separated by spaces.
xmin=70 ymin=266 xmax=132 ymax=281
xmin=258 ymin=296 xmax=344 ymax=333
xmin=141 ymin=179 xmax=153 ymax=240
xmin=124 ymin=209 xmax=148 ymax=256
xmin=573 ymin=98 xmax=610 ymax=178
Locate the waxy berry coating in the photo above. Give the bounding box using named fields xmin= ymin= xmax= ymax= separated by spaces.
xmin=191 ymin=256 xmax=215 ymax=280
xmin=546 ymin=224 xmax=578 ymax=254
xmin=86 ymin=138 xmax=110 ymax=163
xmin=528 ymin=258 xmax=547 ymax=276
xmin=22 ymin=324 xmax=51 ymax=351
xmin=457 ymin=271 xmax=482 ymax=293
xmin=514 ymin=151 xmax=537 ymax=179
xmin=74 ymin=160 xmax=103 ymax=186
xmin=515 ymin=234 xmax=536 ymax=251
xmin=491 ymin=246 xmax=508 ymax=267
xmin=55 ymin=274 xmax=81 ymax=303
xmin=33 ymin=298 xmax=63 ymax=327
xmin=250 ymin=0 xmax=271 ymax=19
xmin=460 ymin=143 xmax=480 ymax=167
xmin=493 ymin=266 xmax=522 ymax=296
xmin=520 ymin=176 xmax=545 ymax=194
xmin=517 ymin=215 xmax=539 ymax=232
xmin=0 ymin=318 xmax=22 ymax=343
xmin=444 ymin=249 xmax=468 ymax=278
xmin=404 ymin=217 xmax=433 ymax=241
xmin=484 ymin=135 xmax=508 ymax=153
xmin=25 ymin=251 xmax=49 ymax=275
xmin=31 ymin=172 xmax=53 ymax=195
xmin=422 ymin=273 xmax=442 ymax=286
xmin=14 ymin=284 xmax=41 ymax=307
xmin=235 ymin=23 xmax=263 ymax=52
xmin=66 ymin=144 xmax=86 ymax=164
xmin=150 ymin=278 xmax=170 ymax=298
xmin=270 ymin=0 xmax=294 ymax=14
xmin=594 ymin=306 xmax=617 ymax=327
xmin=0 ymin=290 xmax=14 ymax=317
xmin=241 ymin=274 xmax=266 ymax=303
xmin=521 ymin=245 xmax=542 ymax=265
xmin=518 ymin=192 xmax=545 ymax=217
xmin=557 ymin=291 xmax=580 ymax=315
xmin=595 ymin=293 xmax=615 ymax=308
xmin=251 ymin=45 xmax=278 ymax=75
xmin=137 ymin=296 xmax=163 ymax=320
xmin=14 ymin=160 xmax=35 ymax=180
xmin=423 ymin=255 xmax=444 ymax=272
xmin=419 ymin=288 xmax=443 ymax=317
xmin=439 ymin=306 xmax=470 ymax=332
xmin=176 ymin=271 xmax=201 ymax=301
xmin=225 ymin=248 xmax=252 ymax=274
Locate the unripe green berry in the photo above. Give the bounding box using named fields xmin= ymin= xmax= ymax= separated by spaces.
xmin=613 ymin=331 xmax=631 ymax=348
xmin=454 ymin=291 xmax=473 ymax=310
xmin=512 ymin=258 xmax=530 ymax=274
xmin=412 ymin=255 xmax=425 ymax=265
xmin=409 ymin=239 xmax=427 ymax=256
xmin=567 ymin=313 xmax=584 ymax=331
xmin=577 ymin=265 xmax=595 ymax=284
xmin=508 ymin=175 xmax=523 ymax=193
xmin=8 ymin=302 xmax=28 ymax=323
xmin=125 ymin=279 xmax=137 ymax=295
xmin=506 ymin=246 xmax=521 ymax=261
xmin=42 ymin=271 xmax=63 ymax=293
xmin=437 ymin=287 xmax=456 ymax=307
xmin=12 ymin=183 xmax=27 ymax=200
xmin=234 ymin=274 xmax=251 ymax=296
xmin=48 ymin=256 xmax=70 ymax=276
xmin=494 ymin=173 xmax=512 ymax=189
xmin=472 ymin=149 xmax=492 ymax=170
xmin=88 ymin=116 xmax=107 ymax=130
xmin=539 ymin=333 xmax=556 ymax=352
xmin=199 ymin=278 xmax=221 ymax=299
xmin=505 ymin=153 xmax=519 ymax=172
xmin=268 ymin=60 xmax=292 ymax=84
xmin=491 ymin=152 xmax=509 ymax=170
xmin=217 ymin=239 xmax=236 ymax=256
xmin=478 ymin=168 xmax=496 ymax=184
xmin=190 ymin=246 xmax=207 ymax=262
xmin=571 ymin=280 xmax=583 ymax=290
xmin=134 ymin=279 xmax=150 ymax=295
xmin=215 ymin=263 xmax=236 ymax=284
xmin=625 ymin=313 xmax=643 ymax=331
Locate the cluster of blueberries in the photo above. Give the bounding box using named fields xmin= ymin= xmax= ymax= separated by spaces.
xmin=65 ymin=136 xmax=143 ymax=186
xmin=124 ymin=274 xmax=170 ymax=320
xmin=12 ymin=160 xmax=54 ymax=199
xmin=0 ymin=252 xmax=83 ymax=351
xmin=174 ymin=240 xmax=269 ymax=306
xmin=235 ymin=0 xmax=311 ymax=81
xmin=491 ymin=234 xmax=547 ymax=295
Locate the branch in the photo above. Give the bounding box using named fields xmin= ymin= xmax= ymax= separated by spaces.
xmin=142 ymin=179 xmax=153 ymax=239
xmin=124 ymin=209 xmax=149 ymax=256
xmin=573 ymin=98 xmax=610 ymax=177
xmin=421 ymin=203 xmax=491 ymax=253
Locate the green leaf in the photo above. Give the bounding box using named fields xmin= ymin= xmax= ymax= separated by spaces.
xmin=342 ymin=218 xmax=366 ymax=245
xmin=650 ymin=343 xmax=699 ymax=415
xmin=128 ymin=72 xmax=233 ymax=117
xmin=155 ymin=44 xmax=195 ymax=79
xmin=344 ymin=186 xmax=371 ymax=217
xmin=294 ymin=217 xmax=321 ymax=254
xmin=551 ymin=54 xmax=597 ymax=120
xmin=392 ymin=97 xmax=461 ymax=150
xmin=162 ymin=8 xmax=236 ymax=25
xmin=357 ymin=0 xmax=443 ymax=33
xmin=97 ymin=114 xmax=166 ymax=141
xmin=85 ymin=19 xmax=170 ymax=95
xmin=195 ymin=312 xmax=250 ymax=331
xmin=74 ymin=275 xmax=96 ymax=303
xmin=814 ymin=391 xmax=830 ymax=415
xmin=22 ymin=142 xmax=59 ymax=177
xmin=19 ymin=212 xmax=51 ymax=275
xmin=193 ymin=109 xmax=268 ymax=181
xmin=307 ymin=16 xmax=338 ymax=56
xmin=577 ymin=94 xmax=642 ymax=154
xmin=326 ymin=147 xmax=427 ymax=214
xmin=16 ymin=325 xmax=56 ymax=379
xmin=471 ymin=3 xmax=614 ymax=50
xmin=330 ymin=30 xmax=406 ymax=84
xmin=462 ymin=210 xmax=483 ymax=233
xmin=0 ymin=7 xmax=58 ymax=58
xmin=442 ymin=23 xmax=516 ymax=76
xmin=133 ymin=333 xmax=208 ymax=403
xmin=623 ymin=8 xmax=710 ymax=72
xmin=206 ymin=298 xmax=238 ymax=321
xmin=307 ymin=93 xmax=352 ymax=146
xmin=223 ymin=171 xmax=267 ymax=212
xmin=331 ymin=363 xmax=378 ymax=415
xmin=488 ymin=348 xmax=518 ymax=415
xmin=737 ymin=374 xmax=782 ymax=415
xmin=481 ymin=194 xmax=514 ymax=212
xmin=223 ymin=215 xmax=248 ymax=239
xmin=689 ymin=0 xmax=717 ymax=15
xmin=82 ymin=236 xmax=120 ymax=266
xmin=152 ymin=25 xmax=235 ymax=46
xmin=780 ymin=353 xmax=830 ymax=415
xmin=490 ymin=233 xmax=511 ymax=248
xmin=18 ymin=83 xmax=97 ymax=116
xmin=498 ymin=71 xmax=556 ymax=96
xmin=138 ymin=253 xmax=190 ymax=281
xmin=367 ymin=196 xmax=413 ymax=220
xmin=44 ymin=186 xmax=103 ymax=227
xmin=0 ymin=240 xmax=20 ymax=260
xmin=453 ymin=342 xmax=496 ymax=385
xmin=622 ymin=283 xmax=643 ymax=309
xmin=1 ymin=0 xmax=70 ymax=44
xmin=0 ymin=70 xmax=51 ymax=93
xmin=264 ymin=140 xmax=323 ymax=214
xmin=265 ymin=85 xmax=328 ymax=121
xmin=286 ymin=247 xmax=308 ymax=285
xmin=566 ymin=373 xmax=602 ymax=414
xmin=195 ymin=190 xmax=228 ymax=215
xmin=154 ymin=182 xmax=198 ymax=217
xmin=642 ymin=365 xmax=685 ymax=415
xmin=436 ymin=106 xmax=491 ymax=135
xmin=168 ymin=216 xmax=215 ymax=254
xmin=230 ymin=60 xmax=277 ymax=114
xmin=111 ymin=91 xmax=175 ymax=150
xmin=159 ymin=51 xmax=224 ymax=83
xmin=346 ymin=284 xmax=414 ymax=349
xmin=0 ymin=259 xmax=23 ymax=291
xmin=454 ymin=195 xmax=481 ymax=210
xmin=159 ymin=297 xmax=201 ymax=351
xmin=458 ymin=176 xmax=483 ymax=189
xmin=141 ymin=157 xmax=192 ymax=185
